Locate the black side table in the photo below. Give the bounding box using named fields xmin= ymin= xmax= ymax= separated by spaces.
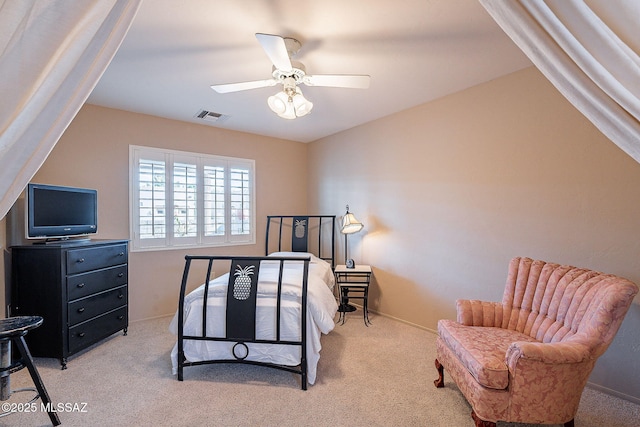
xmin=335 ymin=265 xmax=373 ymax=326
xmin=0 ymin=316 xmax=61 ymax=425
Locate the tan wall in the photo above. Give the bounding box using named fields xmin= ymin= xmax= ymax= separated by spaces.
xmin=25 ymin=104 xmax=308 ymax=321
xmin=308 ymin=66 xmax=640 ymax=401
xmin=4 ymin=66 xmax=639 ymax=401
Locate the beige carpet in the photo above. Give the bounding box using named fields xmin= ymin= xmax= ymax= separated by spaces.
xmin=2 ymin=311 xmax=639 ymax=427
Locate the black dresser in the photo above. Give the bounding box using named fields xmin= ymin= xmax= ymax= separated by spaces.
xmin=10 ymin=239 xmax=128 ymax=369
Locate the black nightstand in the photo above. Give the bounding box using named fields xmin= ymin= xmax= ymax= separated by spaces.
xmin=335 ymin=264 xmax=372 ymax=326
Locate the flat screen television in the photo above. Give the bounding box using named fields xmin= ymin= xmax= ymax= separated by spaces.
xmin=26 ymin=183 xmax=98 ymax=240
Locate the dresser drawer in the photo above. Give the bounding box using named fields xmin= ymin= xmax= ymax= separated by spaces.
xmin=68 ymin=306 xmax=127 ymax=354
xmin=67 ymin=265 xmax=127 ymax=301
xmin=68 ymin=286 xmax=127 ymax=326
xmin=66 ymin=243 xmax=128 ymax=275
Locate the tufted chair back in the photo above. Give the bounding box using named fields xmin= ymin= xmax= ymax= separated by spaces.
xmin=501 ymin=257 xmax=637 ymax=357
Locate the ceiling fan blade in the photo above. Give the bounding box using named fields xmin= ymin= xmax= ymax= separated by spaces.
xmin=255 ymin=33 xmax=293 ymax=72
xmin=302 ymin=74 xmax=370 ymax=89
xmin=211 ymin=79 xmax=277 ymax=94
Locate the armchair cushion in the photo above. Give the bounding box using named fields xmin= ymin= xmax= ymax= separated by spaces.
xmin=438 ymin=319 xmax=537 ymax=389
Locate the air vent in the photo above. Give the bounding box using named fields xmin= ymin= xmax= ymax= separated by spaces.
xmin=195 ymin=109 xmax=229 ymax=123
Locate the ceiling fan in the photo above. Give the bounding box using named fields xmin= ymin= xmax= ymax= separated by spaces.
xmin=211 ymin=33 xmax=370 ymax=119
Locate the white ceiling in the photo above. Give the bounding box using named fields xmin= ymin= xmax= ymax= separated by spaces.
xmin=87 ymin=0 xmax=532 ymax=143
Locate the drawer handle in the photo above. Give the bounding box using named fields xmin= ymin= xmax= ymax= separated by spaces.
xmin=117 ymin=315 xmax=124 ymax=320
xmin=77 ymin=307 xmax=85 ymax=313
xmin=77 ymin=283 xmax=85 ymax=288
xmin=118 ymin=252 xmax=125 ymax=257
xmin=77 ymin=258 xmax=85 ymax=263
xmin=78 ymin=332 xmax=86 ymax=338
xmin=118 ymin=273 xmax=124 ymax=278
xmin=118 ymin=294 xmax=124 ymax=299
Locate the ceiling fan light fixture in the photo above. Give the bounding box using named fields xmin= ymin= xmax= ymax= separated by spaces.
xmin=268 ymin=91 xmax=295 ymax=119
xmin=292 ymin=91 xmax=313 ymax=117
xmin=267 ymin=91 xmax=288 ymax=114
xmin=268 ymin=85 xmax=313 ymax=119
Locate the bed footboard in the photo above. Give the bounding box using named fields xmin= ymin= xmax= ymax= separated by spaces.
xmin=176 ymin=255 xmax=310 ymax=390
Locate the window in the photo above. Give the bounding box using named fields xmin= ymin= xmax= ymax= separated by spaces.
xmin=129 ymin=145 xmax=255 ymax=251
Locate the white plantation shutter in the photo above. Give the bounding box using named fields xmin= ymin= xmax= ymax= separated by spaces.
xmin=172 ymin=160 xmax=198 ymax=246
xmin=132 ymin=149 xmax=167 ymax=249
xmin=129 ymin=146 xmax=255 ymax=251
xmin=229 ymin=165 xmax=252 ymax=240
xmin=203 ymin=165 xmax=225 ymax=237
xmin=138 ymin=159 xmax=166 ymax=238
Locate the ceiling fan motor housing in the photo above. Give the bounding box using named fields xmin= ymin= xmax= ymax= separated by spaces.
xmin=272 ymin=61 xmax=306 ymax=84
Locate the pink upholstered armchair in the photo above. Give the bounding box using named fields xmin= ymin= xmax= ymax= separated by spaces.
xmin=434 ymin=257 xmax=638 ymax=427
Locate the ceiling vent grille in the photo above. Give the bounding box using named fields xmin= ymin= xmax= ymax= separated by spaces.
xmin=195 ymin=109 xmax=229 ymax=123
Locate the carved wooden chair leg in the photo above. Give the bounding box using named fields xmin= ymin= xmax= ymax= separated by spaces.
xmin=434 ymin=358 xmax=444 ymax=388
xmin=471 ymin=410 xmax=496 ymax=427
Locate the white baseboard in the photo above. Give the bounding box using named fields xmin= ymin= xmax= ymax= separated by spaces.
xmin=586 ymin=381 xmax=640 ymax=405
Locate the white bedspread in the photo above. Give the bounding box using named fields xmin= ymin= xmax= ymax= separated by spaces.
xmin=169 ymin=253 xmax=337 ymax=385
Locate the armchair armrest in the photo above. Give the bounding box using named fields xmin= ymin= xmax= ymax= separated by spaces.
xmin=456 ymin=299 xmax=504 ymax=327
xmin=505 ymin=340 xmax=595 ymax=420
xmin=506 ymin=341 xmax=592 ymax=365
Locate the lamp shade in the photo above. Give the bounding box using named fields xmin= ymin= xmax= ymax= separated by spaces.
xmin=341 ymin=212 xmax=363 ymax=234
xmin=268 ymin=81 xmax=313 ymax=120
xmin=267 ymin=92 xmax=296 ymax=119
xmin=292 ymin=91 xmax=313 ymax=117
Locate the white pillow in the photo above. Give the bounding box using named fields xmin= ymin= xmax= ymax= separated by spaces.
xmin=268 ymin=251 xmax=319 ymax=262
xmin=268 ymin=252 xmax=334 ymax=288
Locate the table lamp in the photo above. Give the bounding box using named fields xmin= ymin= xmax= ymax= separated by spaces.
xmin=341 ymin=205 xmax=363 ymax=268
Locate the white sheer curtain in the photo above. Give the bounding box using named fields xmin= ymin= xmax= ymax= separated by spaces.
xmin=0 ymin=0 xmax=141 ymax=219
xmin=479 ymin=0 xmax=640 ymax=164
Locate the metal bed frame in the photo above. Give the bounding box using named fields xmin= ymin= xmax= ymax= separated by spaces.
xmin=176 ymin=215 xmax=335 ymax=390
xmin=266 ymin=215 xmax=336 ymax=269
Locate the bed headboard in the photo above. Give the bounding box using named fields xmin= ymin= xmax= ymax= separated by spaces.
xmin=265 ymin=215 xmax=336 ymax=268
